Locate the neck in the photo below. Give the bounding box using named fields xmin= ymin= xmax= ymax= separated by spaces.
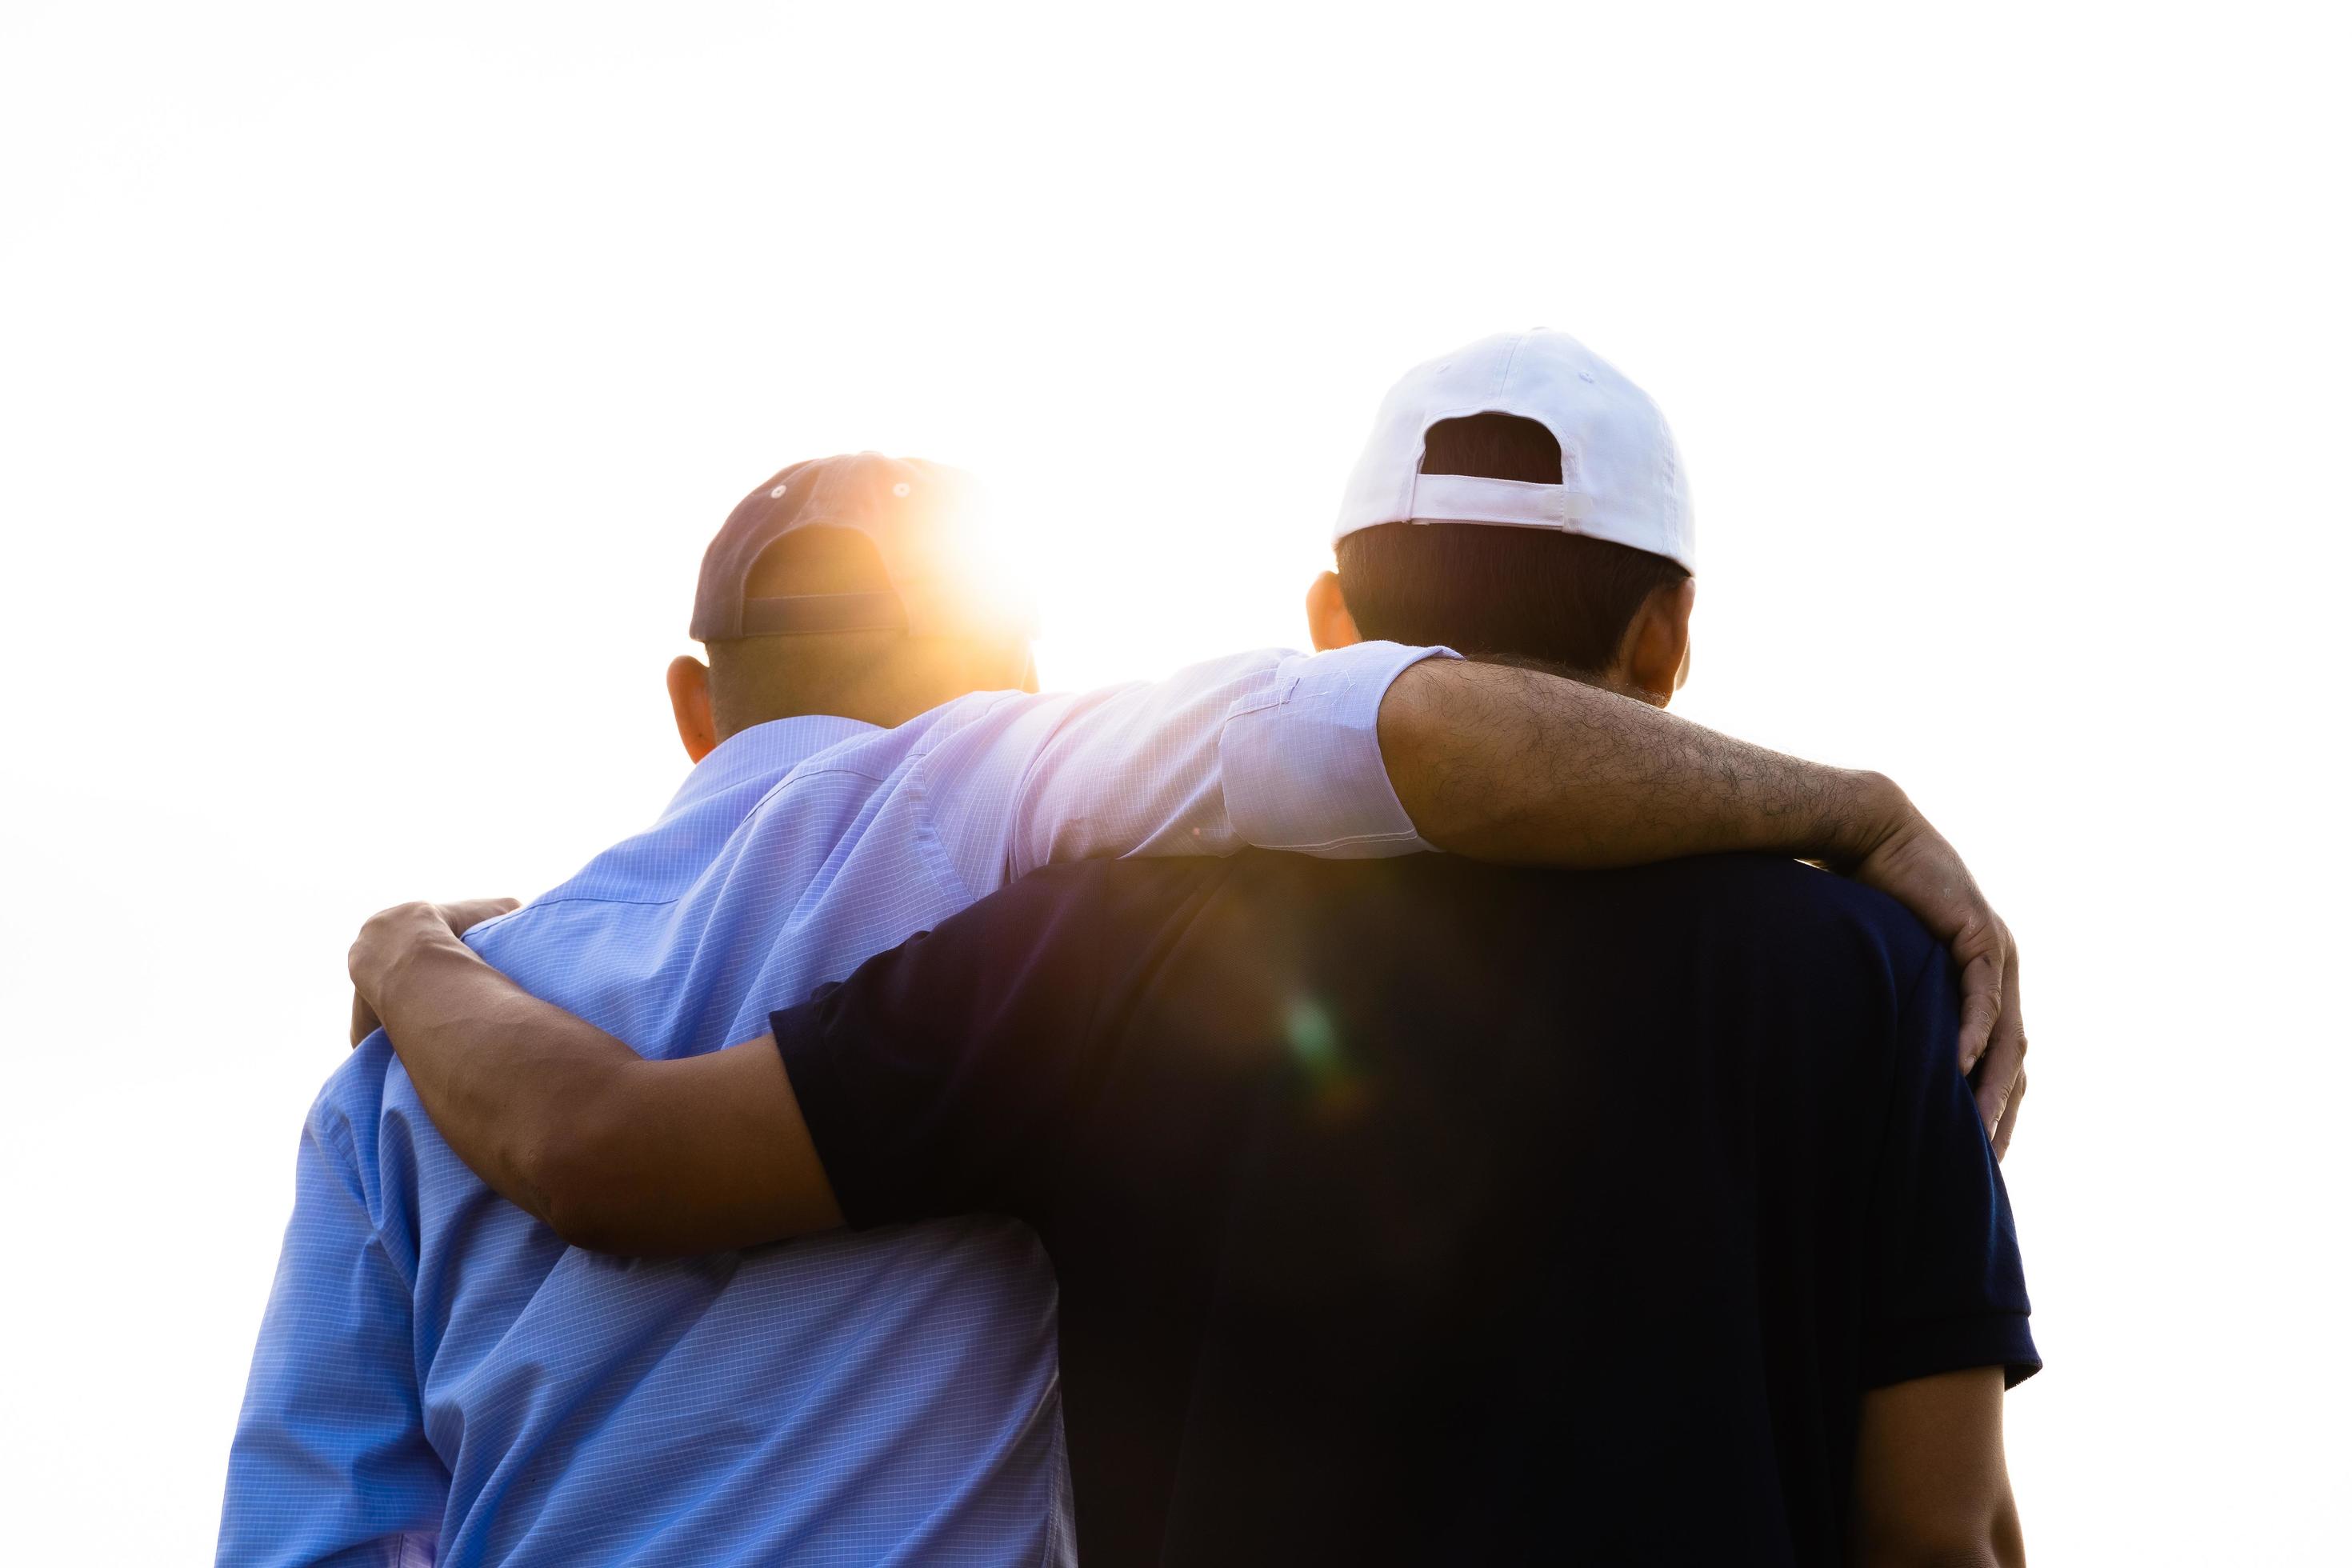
xmin=714 ymin=679 xmax=975 ymax=738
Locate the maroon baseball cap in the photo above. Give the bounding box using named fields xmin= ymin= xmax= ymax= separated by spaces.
xmin=690 ymin=451 xmax=1030 ymax=642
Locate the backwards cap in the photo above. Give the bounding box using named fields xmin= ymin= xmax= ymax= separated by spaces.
xmin=1334 ymin=330 xmax=1695 ymax=574
xmin=691 ymin=452 xmax=1030 ymax=642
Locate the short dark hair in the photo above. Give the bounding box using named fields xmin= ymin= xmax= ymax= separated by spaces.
xmin=1335 ymin=414 xmax=1690 ymax=676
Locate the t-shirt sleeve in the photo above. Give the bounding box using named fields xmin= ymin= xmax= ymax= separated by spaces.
xmin=1860 ymin=942 xmax=2042 ymax=1390
xmin=768 ymin=859 xmax=1214 ymax=1231
xmin=914 ymin=642 xmax=1456 ymax=895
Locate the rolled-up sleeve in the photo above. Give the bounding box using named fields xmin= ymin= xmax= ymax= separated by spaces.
xmin=919 ymin=642 xmax=1459 ymax=890
xmin=1220 ymin=640 xmax=1458 ymax=858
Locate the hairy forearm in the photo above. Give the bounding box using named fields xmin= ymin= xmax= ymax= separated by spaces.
xmin=1380 ymin=658 xmax=1905 ymax=868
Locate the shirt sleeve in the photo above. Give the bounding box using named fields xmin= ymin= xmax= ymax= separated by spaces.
xmin=769 ymin=859 xmax=1221 ymax=1231
xmin=1859 ymin=946 xmax=2042 ymax=1390
xmin=216 ymin=1051 xmax=446 ymax=1567
xmin=917 ymin=642 xmax=1458 ymax=894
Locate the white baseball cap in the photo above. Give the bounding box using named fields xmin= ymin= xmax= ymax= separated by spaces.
xmin=1334 ymin=330 xmax=1695 ymax=574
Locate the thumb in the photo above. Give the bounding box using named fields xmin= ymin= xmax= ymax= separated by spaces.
xmin=437 ymin=898 xmax=522 ymax=938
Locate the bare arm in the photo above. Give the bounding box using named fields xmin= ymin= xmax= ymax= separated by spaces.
xmin=350 ymin=904 xmax=838 ymax=1255
xmin=1849 ymin=1367 xmax=2025 ymax=1567
xmin=1378 ymin=658 xmax=2026 ymax=1148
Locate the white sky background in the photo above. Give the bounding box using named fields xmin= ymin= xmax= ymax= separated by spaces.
xmin=2 ymin=1 xmax=2346 ymax=1559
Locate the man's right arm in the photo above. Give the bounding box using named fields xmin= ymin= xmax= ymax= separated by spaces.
xmin=1850 ymin=1367 xmax=2025 ymax=1567
xmin=341 ymin=861 xmax=1189 ymax=1258
xmin=934 ymin=646 xmax=2025 ymax=1146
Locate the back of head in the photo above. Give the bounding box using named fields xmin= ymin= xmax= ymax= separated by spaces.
xmin=689 ymin=453 xmax=1036 ymax=739
xmin=1335 ymin=414 xmax=1691 ymax=677
xmin=704 ymin=526 xmax=957 ymax=736
xmin=1330 ymin=330 xmax=1697 ymax=687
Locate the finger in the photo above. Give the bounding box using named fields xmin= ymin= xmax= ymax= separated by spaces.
xmin=1991 ymin=1071 xmax=2026 ymax=1160
xmin=1953 ymin=939 xmax=2002 ymax=1076
xmin=1972 ymin=1030 xmax=2023 ymax=1141
xmin=1980 ymin=922 xmax=2024 ymax=1085
xmin=350 ymin=990 xmax=383 ymax=1049
xmin=438 ymin=897 xmax=522 ymax=938
xmin=1985 ymin=926 xmax=2022 ymax=1086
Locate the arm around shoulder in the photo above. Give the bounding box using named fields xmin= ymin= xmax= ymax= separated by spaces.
xmin=350 ymin=905 xmax=841 ymax=1255
xmin=1374 ymin=655 xmax=1898 ymax=867
xmin=528 ymin=1039 xmax=842 ymax=1257
xmin=1373 ymin=655 xmax=2030 ymax=1116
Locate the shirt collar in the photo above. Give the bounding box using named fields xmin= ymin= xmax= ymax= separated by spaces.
xmin=661 ymin=713 xmax=881 ymax=818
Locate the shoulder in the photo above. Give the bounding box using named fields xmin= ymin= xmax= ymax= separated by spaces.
xmin=308 ymin=1039 xmax=395 ymax=1151
xmin=926 ymin=647 xmax=1308 ymax=735
xmin=1664 ymin=853 xmax=1933 ymax=940
xmin=1605 ymin=852 xmax=1942 ymax=978
xmin=966 ymin=854 xmax=1242 ymax=930
xmin=1218 ymin=850 xmax=1943 ymax=995
xmin=899 ymin=856 xmax=1247 ymax=994
xmin=1624 ymin=856 xmax=1948 ymax=1022
xmin=297 ymin=1041 xmax=406 ymax=1222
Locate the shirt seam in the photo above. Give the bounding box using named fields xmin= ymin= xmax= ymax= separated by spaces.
xmin=770 ymin=762 xmax=899 ymax=789
xmin=992 ymin=687 xmax=1122 ymax=883
xmin=1252 ymin=826 xmax=1425 ymax=854
xmin=501 ymin=891 xmax=686 ymax=917
xmin=903 ymin=762 xmax=982 ymax=906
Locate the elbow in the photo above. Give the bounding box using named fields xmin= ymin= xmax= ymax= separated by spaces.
xmin=1853 ymin=1549 xmax=1987 ymax=1568
xmin=530 ymin=1158 xmax=626 ymax=1254
xmin=1856 ymin=1502 xmax=2025 ymax=1568
xmin=513 ymin=1080 xmax=641 ymax=1255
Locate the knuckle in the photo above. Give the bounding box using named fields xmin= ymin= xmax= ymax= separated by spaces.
xmin=1955 ymin=914 xmax=2001 ymax=959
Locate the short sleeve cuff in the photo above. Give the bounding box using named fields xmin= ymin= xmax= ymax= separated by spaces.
xmin=1218 ymin=641 xmax=1459 ymax=858
xmin=770 ymin=1004 xmax=906 ymax=1232
xmin=1862 ymin=1311 xmax=2042 ymax=1391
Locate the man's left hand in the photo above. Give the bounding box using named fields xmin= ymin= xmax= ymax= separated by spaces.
xmin=349 ymin=898 xmax=520 ymax=1046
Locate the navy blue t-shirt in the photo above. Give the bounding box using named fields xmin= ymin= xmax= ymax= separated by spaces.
xmin=773 ymin=852 xmax=2037 ymax=1566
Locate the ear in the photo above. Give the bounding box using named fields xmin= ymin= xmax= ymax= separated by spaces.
xmin=1621 ymin=577 xmax=1697 ymax=707
xmin=1305 ymin=570 xmax=1363 ymax=652
xmin=666 ymin=654 xmax=719 ymax=762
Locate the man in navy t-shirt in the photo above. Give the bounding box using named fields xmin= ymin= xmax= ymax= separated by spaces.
xmin=773 ymin=848 xmax=2038 ymax=1563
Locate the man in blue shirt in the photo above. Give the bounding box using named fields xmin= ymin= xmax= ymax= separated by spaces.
xmin=221 ymin=334 xmax=2027 ymax=1564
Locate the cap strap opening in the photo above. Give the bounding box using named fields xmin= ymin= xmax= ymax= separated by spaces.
xmin=1406 ymin=472 xmax=1594 ymax=528
xmin=738 ymin=592 xmax=910 ymax=636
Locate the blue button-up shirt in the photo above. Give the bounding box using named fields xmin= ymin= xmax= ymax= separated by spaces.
xmin=219 ymin=641 xmax=1446 ymax=1567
